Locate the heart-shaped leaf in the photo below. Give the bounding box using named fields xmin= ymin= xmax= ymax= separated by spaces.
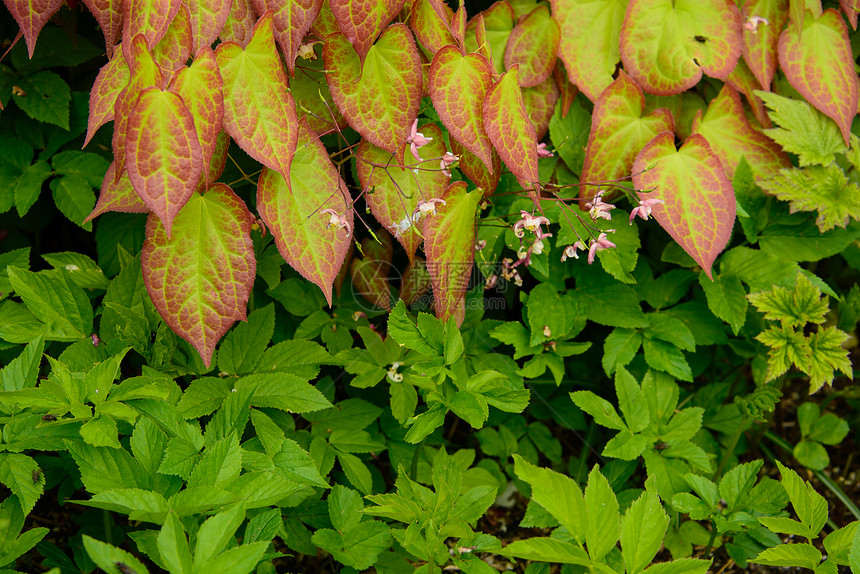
xmin=429 ymin=45 xmax=495 ymax=174
xmin=126 ymin=87 xmax=203 ymax=237
xmin=3 ymin=0 xmax=63 ymax=57
xmin=410 ymin=0 xmax=455 ymax=54
xmin=220 ymin=0 xmax=258 ymax=45
xmin=215 ymin=12 xmax=299 ymax=179
xmin=632 ymin=132 xmax=735 ymax=279
xmin=483 ymin=66 xmax=539 ymax=189
xmin=85 ymin=48 xmax=130 ymax=147
xmin=142 ymin=183 xmax=256 ymax=367
xmin=324 ymin=24 xmax=422 ymax=154
xmin=503 ymin=6 xmax=560 ymax=88
xmin=330 ymin=0 xmax=406 ymax=63
xmin=356 ymin=124 xmax=449 ymax=260
xmin=252 ymin=0 xmax=324 ymax=75
xmin=580 ymin=71 xmax=674 ymax=196
xmin=552 ymin=0 xmax=627 ymax=102
xmin=691 ymin=84 xmax=790 ymax=180
xmin=81 ymin=0 xmax=123 ymax=56
xmin=778 ymin=8 xmax=859 ymax=146
xmin=620 ymin=0 xmax=743 ymax=95
xmin=187 ymin=0 xmax=233 ymax=52
xmin=168 ymin=47 xmax=224 ymax=188
xmin=741 ymin=0 xmax=789 ymax=90
xmin=152 ymin=4 xmax=193 ymax=71
xmin=424 ymin=181 xmax=481 ymax=323
xmin=257 ymin=119 xmax=353 ymax=305
xmin=122 ymin=0 xmax=182 ymax=64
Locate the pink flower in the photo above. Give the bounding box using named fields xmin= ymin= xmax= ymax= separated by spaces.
xmin=537 ymin=142 xmax=554 ymax=158
xmin=629 ymin=198 xmax=664 ymax=223
xmin=413 ymin=198 xmax=446 ymax=220
xmin=561 ymin=241 xmax=587 ymax=262
xmin=406 ymin=119 xmax=433 ymax=161
xmin=585 ymin=190 xmax=614 ymax=221
xmin=320 ymin=208 xmax=351 ymax=234
xmin=513 ymin=210 xmax=551 ymax=239
xmin=439 ymin=152 xmax=458 ymax=177
xmin=588 ymin=233 xmax=616 ymax=264
xmin=743 ymin=16 xmax=769 ymax=32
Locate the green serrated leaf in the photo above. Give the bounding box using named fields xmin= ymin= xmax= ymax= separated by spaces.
xmin=12 ymin=71 xmax=71 ymax=129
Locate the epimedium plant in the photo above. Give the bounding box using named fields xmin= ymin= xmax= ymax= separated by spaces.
xmin=1 ymin=0 xmax=860 ymax=573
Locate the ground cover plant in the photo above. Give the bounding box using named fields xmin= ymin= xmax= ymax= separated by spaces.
xmin=0 ymin=0 xmax=859 ymax=572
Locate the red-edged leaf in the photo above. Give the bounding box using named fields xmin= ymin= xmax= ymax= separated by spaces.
xmin=112 ymin=35 xmax=166 ymax=183
xmin=580 ymin=72 xmax=674 ymax=194
xmin=632 ymin=132 xmax=735 ymax=279
xmin=400 ymin=257 xmax=432 ymax=306
xmin=465 ymin=1 xmax=514 ymax=74
xmin=742 ymin=0 xmax=789 ymax=90
xmin=726 ymin=57 xmax=771 ymax=128
xmin=122 ymin=0 xmax=182 ymax=64
xmin=778 ymin=8 xmax=859 ymax=147
xmin=188 ymin=0 xmax=232 ymax=52
xmin=81 ymin=0 xmax=123 ymax=56
xmin=198 ymin=132 xmax=231 ymax=191
xmin=356 ymin=124 xmax=449 ymax=260
xmin=553 ymin=62 xmax=578 ymax=117
xmin=220 ymin=0 xmax=258 ymax=46
xmin=523 ymin=75 xmax=559 ymax=141
xmin=691 ymin=84 xmax=790 ymax=180
xmin=85 ymin=48 xmax=130 ymax=147
xmin=324 ymin=24 xmax=422 ymax=154
xmin=424 ymin=181 xmax=481 ymax=324
xmin=411 ymin=0 xmax=456 ymax=54
xmin=126 ymin=87 xmax=203 ymax=237
xmin=484 ymin=66 xmax=540 ymax=189
xmin=215 ymin=12 xmax=298 ymax=179
xmin=620 ymin=0 xmax=743 ymax=95
xmin=841 ymin=0 xmax=859 ymax=29
xmin=252 ymin=0 xmax=324 ymax=75
xmin=330 ymin=0 xmax=406 ymax=63
xmin=503 ymin=6 xmax=559 ymax=88
xmin=311 ymin=0 xmax=340 ymax=38
xmin=429 ymin=45 xmax=495 ymax=174
xmin=351 ymin=232 xmax=394 ymax=310
xmin=291 ymin=52 xmax=347 ymax=135
xmin=142 ymin=183 xmax=256 ymax=367
xmin=85 ymin=161 xmax=148 ymax=223
xmin=451 ymin=6 xmax=467 ymax=49
xmin=256 ymin=119 xmax=353 ymax=305
xmin=552 ymin=0 xmax=626 ymax=102
xmin=3 ymin=0 xmax=63 ymax=57
xmin=450 ymin=138 xmax=501 ymax=197
xmin=169 ymin=47 xmax=224 ymax=188
xmin=152 ymin=4 xmax=193 ymax=71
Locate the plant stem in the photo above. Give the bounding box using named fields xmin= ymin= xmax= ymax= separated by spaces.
xmin=762 ymin=431 xmax=860 ymax=521
xmin=703 ymin=522 xmax=718 ymax=558
xmin=103 ymin=509 xmax=112 ymax=545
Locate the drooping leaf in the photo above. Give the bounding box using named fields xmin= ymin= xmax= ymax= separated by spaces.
xmin=81 ymin=0 xmax=123 ymax=56
xmin=13 ymin=161 xmax=51 ymax=218
xmin=522 ymin=75 xmax=560 ymax=141
xmin=253 ymin=0 xmax=324 ymax=75
xmin=632 ymin=132 xmax=735 ymax=278
xmin=503 ymin=6 xmax=559 ymax=88
xmin=324 ymin=25 xmax=422 ymax=154
xmin=691 ymin=84 xmax=790 ymax=180
xmin=220 ymin=0 xmax=258 ymax=45
xmin=410 ymin=0 xmax=455 ymax=54
xmin=2 ymin=0 xmax=63 ymax=57
xmin=465 ymin=1 xmax=515 ymax=74
xmin=215 ymin=12 xmax=299 ymax=179
xmin=778 ymin=8 xmax=859 ymax=146
xmin=84 ymin=49 xmax=130 ymax=148
xmin=122 ymin=0 xmax=182 ymax=64
xmin=552 ymin=0 xmax=627 ymax=102
xmin=330 ymin=0 xmax=406 ymax=63
xmin=423 ymin=182 xmax=481 ymax=323
xmin=142 ymin=184 xmax=256 ymax=366
xmin=758 ymin=164 xmax=860 ymax=233
xmin=85 ymin=161 xmax=148 ymax=223
xmin=450 ymin=138 xmax=501 ymax=196
xmin=187 ymin=0 xmax=232 ymax=52
xmin=51 ymin=175 xmax=97 ymax=230
xmin=126 ymin=87 xmax=203 ymax=237
xmin=619 ymin=0 xmax=743 ymax=95
xmin=742 ymin=0 xmax=789 ymax=90
xmin=168 ymin=47 xmax=224 ymax=189
xmin=257 ymin=119 xmax=353 ymax=305
xmin=356 ymin=124 xmax=449 ymax=260
xmin=152 ymin=4 xmax=193 ymax=71
xmin=580 ymin=71 xmax=674 ymax=196
xmin=726 ymin=57 xmax=771 ymax=128
xmin=429 ymin=45 xmax=495 ymax=175
xmin=483 ymin=66 xmax=539 ymax=189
